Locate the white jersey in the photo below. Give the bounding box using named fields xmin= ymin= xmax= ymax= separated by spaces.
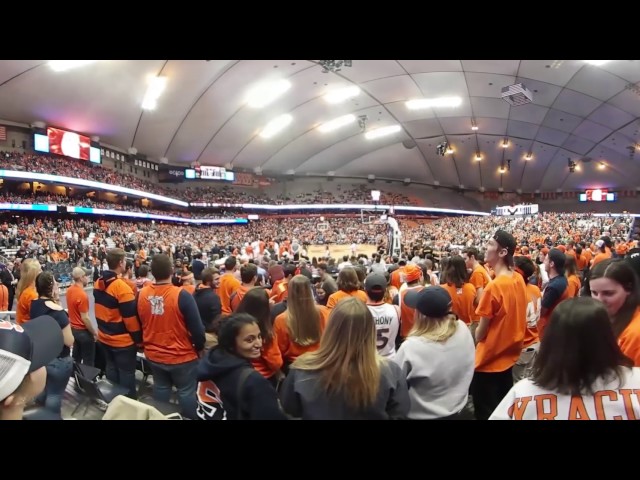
xmin=490 ymin=368 xmax=640 ymax=420
xmin=367 ymin=302 xmax=400 ymax=357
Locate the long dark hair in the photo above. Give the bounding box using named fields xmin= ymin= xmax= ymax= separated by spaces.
xmin=589 ymin=259 xmax=640 ymax=337
xmin=532 ymin=297 xmax=633 ymax=395
xmin=235 ymin=288 xmax=273 ymax=343
xmin=217 ymin=313 xmax=259 ymax=355
xmin=445 ymin=256 xmax=469 ymax=288
xmin=35 ymin=271 xmax=55 ymax=298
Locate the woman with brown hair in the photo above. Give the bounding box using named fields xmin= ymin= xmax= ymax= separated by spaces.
xmin=325 ymin=267 xmax=368 ymax=309
xmin=16 ymin=259 xmax=42 ymax=325
xmin=30 ymin=271 xmax=75 ymax=415
xmin=273 ymin=275 xmax=330 ymax=367
xmin=490 ymin=297 xmax=640 ymax=420
xmin=440 ymin=256 xmax=476 ymax=325
xmin=280 ymin=297 xmax=409 ymax=419
xmin=565 ymin=254 xmax=581 ymax=297
xmin=235 ymin=288 xmax=282 ymax=387
xmin=589 ymin=258 xmax=640 ymax=365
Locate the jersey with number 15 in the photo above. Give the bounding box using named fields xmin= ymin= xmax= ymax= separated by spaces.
xmin=367 ymin=302 xmax=401 ymax=357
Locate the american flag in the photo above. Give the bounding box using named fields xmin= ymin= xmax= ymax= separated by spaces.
xmin=0 ymin=126 xmax=6 ymax=141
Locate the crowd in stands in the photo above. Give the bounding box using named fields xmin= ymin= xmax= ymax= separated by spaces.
xmin=2 ymin=212 xmax=639 ymax=421
xmin=2 ymin=151 xmax=419 ymax=207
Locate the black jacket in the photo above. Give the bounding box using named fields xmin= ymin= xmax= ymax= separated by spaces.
xmin=197 ymin=348 xmax=287 ymax=420
xmin=193 ymin=286 xmax=221 ymax=332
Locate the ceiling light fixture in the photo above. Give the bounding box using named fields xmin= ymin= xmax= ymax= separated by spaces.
xmin=364 ymin=125 xmax=401 ymax=140
xmin=318 ymin=60 xmax=352 ymax=73
xmin=599 ymin=162 xmax=606 ymax=170
xmin=525 ymin=153 xmax=532 ymax=160
xmin=584 ymin=60 xmax=610 ymax=66
xmin=246 ymin=79 xmax=291 ymax=108
xmin=141 ymin=76 xmax=168 ymax=110
xmin=318 ymin=114 xmax=356 ymax=133
xmin=406 ymin=97 xmax=462 ymax=110
xmin=49 ymin=60 xmax=97 ymax=72
xmin=259 ymin=114 xmax=293 ymax=139
xmin=502 ymin=140 xmax=509 ymax=148
xmin=475 ymin=153 xmax=482 ymax=161
xmin=445 ymin=146 xmax=454 ymax=155
xmin=324 ymin=86 xmax=360 ymax=104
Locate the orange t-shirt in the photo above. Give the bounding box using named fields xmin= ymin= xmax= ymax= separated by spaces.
xmin=0 ymin=284 xmax=8 ymax=311
xmin=469 ymin=265 xmax=492 ymax=321
xmin=326 ymin=289 xmax=368 ymax=310
xmin=592 ymin=251 xmax=611 ymax=267
xmin=567 ymin=274 xmax=581 ymax=298
xmin=442 ymin=282 xmax=476 ymax=325
xmin=619 ymin=307 xmax=640 ymax=367
xmin=575 ymin=254 xmax=588 ymax=271
xmin=16 ymin=286 xmax=38 ymax=325
xmin=218 ymin=272 xmax=241 ymax=314
xmin=390 ymin=268 xmax=405 ymax=290
xmin=399 ymin=285 xmax=425 ymax=337
xmin=523 ymin=283 xmax=542 ymax=348
xmin=274 ymin=306 xmax=330 ymax=364
xmin=66 ymin=283 xmax=90 ymax=330
xmin=181 ymin=284 xmax=196 ymax=295
xmin=475 ymin=273 xmax=528 ymax=373
xmin=251 ymin=338 xmax=283 ymax=379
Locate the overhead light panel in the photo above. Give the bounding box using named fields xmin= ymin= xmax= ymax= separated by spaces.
xmin=260 ymin=114 xmax=293 ymax=139
xmin=318 ymin=114 xmax=356 ymax=133
xmin=584 ymin=60 xmax=610 ymax=66
xmin=525 ymin=153 xmax=532 ymax=160
xmin=324 ymin=86 xmax=360 ymax=104
xmin=49 ymin=60 xmax=97 ymax=72
xmin=502 ymin=140 xmax=509 ymax=148
xmin=142 ymin=76 xmax=168 ymax=110
xmin=364 ymin=125 xmax=401 ymax=140
xmin=406 ymin=97 xmax=462 ymax=110
xmin=246 ymin=79 xmax=291 ymax=108
xmin=475 ymin=153 xmax=482 ymax=161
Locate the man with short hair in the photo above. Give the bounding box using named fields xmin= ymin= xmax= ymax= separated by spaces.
xmin=94 ymin=248 xmax=141 ymax=398
xmin=471 ymin=230 xmax=528 ymax=420
xmin=219 ymin=256 xmax=241 ymax=315
xmin=137 ymin=254 xmax=205 ymax=419
xmin=365 ymin=273 xmax=400 ymax=357
xmin=538 ymin=248 xmax=569 ymax=340
xmin=230 ymin=263 xmax=258 ymax=312
xmin=68 ymin=267 xmax=97 ymax=366
xmin=193 ymin=268 xmax=222 ymax=350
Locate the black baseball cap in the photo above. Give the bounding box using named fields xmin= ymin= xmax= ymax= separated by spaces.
xmin=493 ymin=230 xmax=517 ymax=256
xmin=404 ymin=286 xmax=452 ymax=318
xmin=0 ymin=316 xmax=63 ymax=402
xmin=626 ymin=248 xmax=640 ymax=278
xmin=364 ymin=273 xmax=387 ymax=293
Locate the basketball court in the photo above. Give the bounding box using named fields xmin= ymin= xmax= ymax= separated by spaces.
xmin=306 ymin=244 xmax=379 ymax=260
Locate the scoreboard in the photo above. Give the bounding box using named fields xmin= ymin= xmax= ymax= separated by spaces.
xmin=493 ymin=204 xmax=539 ymax=216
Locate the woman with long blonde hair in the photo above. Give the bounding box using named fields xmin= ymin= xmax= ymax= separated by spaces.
xmin=273 ymin=275 xmax=329 ymax=368
xmin=394 ymin=286 xmax=475 ymax=419
xmin=16 ymin=258 xmax=42 ymax=324
xmin=280 ymin=297 xmax=409 ymax=419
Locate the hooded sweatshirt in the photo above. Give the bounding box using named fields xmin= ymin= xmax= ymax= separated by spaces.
xmin=193 ymin=285 xmax=221 ymax=331
xmin=196 ymin=347 xmax=287 ymax=420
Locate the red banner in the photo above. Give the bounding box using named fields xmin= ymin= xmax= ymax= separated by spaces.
xmin=233 ymin=172 xmax=272 ymax=188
